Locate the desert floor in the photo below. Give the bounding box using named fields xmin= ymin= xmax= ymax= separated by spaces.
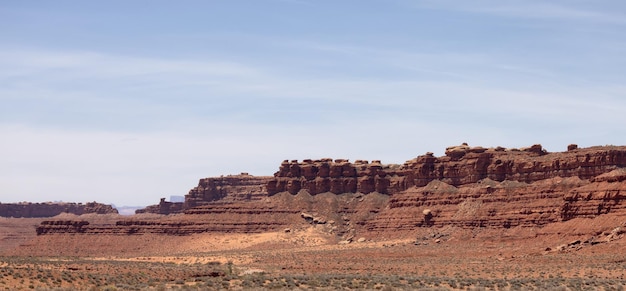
xmin=1 ymin=215 xmax=626 ymax=290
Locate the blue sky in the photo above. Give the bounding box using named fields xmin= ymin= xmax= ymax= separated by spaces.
xmin=2 ymin=1 xmax=626 ymax=206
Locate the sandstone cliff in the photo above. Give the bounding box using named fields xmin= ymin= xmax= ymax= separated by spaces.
xmin=184 ymin=173 xmax=272 ymax=207
xmin=135 ymin=173 xmax=272 ymax=214
xmin=267 ymin=144 xmax=626 ymax=196
xmin=135 ymin=198 xmax=184 ymax=215
xmin=267 ymin=158 xmax=404 ymax=195
xmin=37 ymin=144 xmax=626 ymax=237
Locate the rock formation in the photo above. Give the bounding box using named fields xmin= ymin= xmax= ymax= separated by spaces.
xmin=135 ymin=198 xmax=184 ymax=215
xmin=561 ymin=168 xmax=626 ymax=220
xmin=36 ymin=144 xmax=626 ymax=237
xmin=267 ymin=144 xmax=626 ymax=196
xmin=267 ymin=159 xmax=404 ymax=195
xmin=184 ymin=173 xmax=272 ymax=207
xmin=365 ymin=177 xmax=586 ymax=231
xmin=0 ymin=202 xmax=118 ymax=218
xmin=136 ymin=173 xmax=272 ymax=214
xmin=401 ymin=143 xmax=626 ymax=187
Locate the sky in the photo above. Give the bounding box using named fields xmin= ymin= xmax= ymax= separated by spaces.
xmin=1 ymin=0 xmax=626 ymax=207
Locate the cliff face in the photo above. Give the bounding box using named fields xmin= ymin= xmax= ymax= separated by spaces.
xmin=365 ymin=177 xmax=586 ymax=232
xmin=402 ymin=144 xmax=626 ymax=187
xmin=267 ymin=159 xmax=405 ymax=195
xmin=361 ymin=144 xmax=626 ymax=232
xmin=38 ymin=144 xmax=626 ymax=237
xmin=561 ymin=168 xmax=626 ymax=220
xmin=184 ymin=173 xmax=272 ymax=208
xmin=135 ymin=174 xmax=272 ymax=215
xmin=135 ymin=198 xmax=184 ymax=215
xmin=0 ymin=202 xmax=117 ymax=218
xmin=267 ymin=144 xmax=626 ymax=196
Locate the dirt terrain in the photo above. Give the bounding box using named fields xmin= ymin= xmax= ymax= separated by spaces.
xmin=2 ymin=216 xmax=626 ymax=290
xmin=2 ymin=144 xmax=626 ymax=290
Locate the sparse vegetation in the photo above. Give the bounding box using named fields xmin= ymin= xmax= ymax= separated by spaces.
xmin=0 ymin=254 xmax=625 ymax=290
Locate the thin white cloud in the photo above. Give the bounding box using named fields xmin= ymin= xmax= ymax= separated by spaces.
xmin=278 ymin=38 xmax=602 ymax=88
xmin=0 ymin=50 xmax=260 ymax=80
xmin=2 ymin=47 xmax=624 ymax=130
xmin=411 ymin=0 xmax=626 ymax=24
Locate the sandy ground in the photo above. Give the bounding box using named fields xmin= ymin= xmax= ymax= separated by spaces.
xmin=2 ymin=215 xmax=626 ymax=290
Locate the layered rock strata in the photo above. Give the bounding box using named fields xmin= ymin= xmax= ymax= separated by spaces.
xmin=267 ymin=159 xmax=405 ymax=195
xmin=267 ymin=144 xmax=626 ymax=196
xmin=0 ymin=202 xmax=117 ymax=218
xmin=401 ymin=144 xmax=626 ymax=187
xmin=36 ymin=192 xmax=387 ymax=237
xmin=135 ymin=198 xmax=184 ymax=215
xmin=365 ymin=177 xmax=588 ymax=231
xmin=37 ymin=144 xmax=626 ymax=236
xmin=561 ymin=168 xmax=626 ymax=220
xmin=184 ymin=173 xmax=272 ymax=207
xmin=136 ymin=174 xmax=272 ymax=214
xmin=37 ymin=207 xmax=298 ymax=235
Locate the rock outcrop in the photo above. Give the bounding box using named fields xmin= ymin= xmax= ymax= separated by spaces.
xmin=365 ymin=177 xmax=587 ymax=231
xmin=266 ymin=144 xmax=626 ymax=196
xmin=561 ymin=168 xmax=626 ymax=220
xmin=135 ymin=198 xmax=184 ymax=215
xmin=135 ymin=173 xmax=272 ymax=215
xmin=267 ymin=159 xmax=405 ymax=195
xmin=184 ymin=173 xmax=272 ymax=207
xmin=36 ymin=144 xmax=626 ymax=237
xmin=36 ymin=220 xmax=90 ymax=235
xmin=0 ymin=202 xmax=118 ymax=218
xmin=401 ymin=144 xmax=626 ymax=187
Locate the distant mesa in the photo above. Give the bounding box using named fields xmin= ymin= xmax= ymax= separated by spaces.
xmin=0 ymin=201 xmax=117 ymax=218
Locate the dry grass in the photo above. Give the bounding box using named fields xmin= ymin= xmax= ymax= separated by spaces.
xmin=1 ymin=254 xmax=625 ymax=290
